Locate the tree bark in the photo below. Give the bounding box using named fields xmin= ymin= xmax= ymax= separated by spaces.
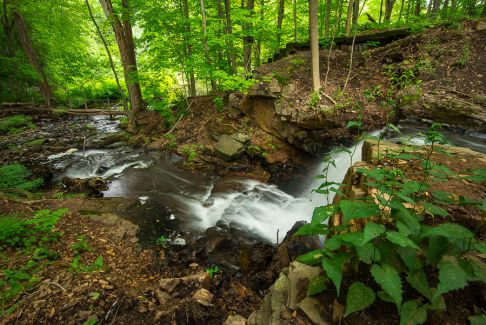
xmin=384 ymin=0 xmax=396 ymax=21
xmin=182 ymin=0 xmax=196 ymax=96
xmin=85 ymin=0 xmax=126 ymax=110
xmin=13 ymin=11 xmax=54 ymax=106
xmin=450 ymin=0 xmax=457 ymax=14
xmin=98 ymin=0 xmax=144 ymax=113
xmin=379 ymin=0 xmax=384 ymax=22
xmin=325 ymin=0 xmax=331 ymax=37
xmin=442 ymin=0 xmax=449 ymax=17
xmin=309 ymin=0 xmax=320 ymax=91
xmin=224 ymin=0 xmax=237 ymax=73
xmin=276 ymin=0 xmax=285 ymax=46
xmin=199 ymin=0 xmax=217 ymax=93
xmin=352 ymin=0 xmax=359 ymax=29
xmin=255 ymin=0 xmax=265 ymax=66
xmin=294 ymin=0 xmax=298 ymax=41
xmin=482 ymin=0 xmax=486 ymax=16
xmin=415 ymin=0 xmax=421 ymax=15
xmin=2 ymin=0 xmax=14 ymax=57
xmin=431 ymin=0 xmax=441 ymax=16
xmin=397 ymin=0 xmax=405 ymax=22
xmin=345 ymin=0 xmax=354 ymax=35
xmin=243 ymin=0 xmax=254 ymax=75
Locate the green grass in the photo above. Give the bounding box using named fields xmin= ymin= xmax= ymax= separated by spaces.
xmin=25 ymin=138 xmax=45 ymax=147
xmin=0 ymin=115 xmax=32 ymax=135
xmin=0 ymin=164 xmax=43 ymax=191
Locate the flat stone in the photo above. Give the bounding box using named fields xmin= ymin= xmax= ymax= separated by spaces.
xmin=298 ymin=297 xmax=329 ymax=325
xmin=214 ymin=134 xmax=245 ymax=161
xmin=224 ymin=314 xmax=247 ymax=325
xmin=159 ymin=278 xmax=182 ymax=293
xmin=287 ymin=261 xmax=322 ymax=309
xmin=332 ymin=299 xmax=345 ymax=322
xmin=193 ymin=288 xmax=213 ymax=307
xmin=230 ymin=133 xmax=251 ymax=144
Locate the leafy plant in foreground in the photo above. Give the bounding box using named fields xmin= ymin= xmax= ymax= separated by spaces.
xmin=296 ymin=123 xmax=486 ymax=323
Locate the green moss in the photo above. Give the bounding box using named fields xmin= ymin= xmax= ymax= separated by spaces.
xmin=0 ymin=115 xmax=32 ymax=135
xmin=0 ymin=164 xmax=43 ymax=191
xmin=26 ymin=138 xmax=45 ymax=147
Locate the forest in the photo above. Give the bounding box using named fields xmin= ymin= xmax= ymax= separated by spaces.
xmin=0 ymin=0 xmax=486 ymax=324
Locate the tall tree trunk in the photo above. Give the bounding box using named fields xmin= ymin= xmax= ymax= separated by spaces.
xmin=2 ymin=0 xmax=14 ymax=57
xmin=309 ymin=0 xmax=320 ymax=91
xmin=384 ymin=0 xmax=396 ymax=21
xmin=336 ymin=0 xmax=344 ymax=32
xmin=450 ymin=0 xmax=457 ymax=14
xmin=294 ymin=0 xmax=298 ymax=41
xmin=415 ymin=0 xmax=421 ymax=15
xmin=98 ymin=0 xmax=144 ymax=113
xmin=182 ymin=0 xmax=196 ymax=96
xmin=482 ymin=0 xmax=486 ymax=16
xmin=352 ymin=0 xmax=359 ymax=29
xmin=397 ymin=0 xmax=405 ymax=22
xmin=405 ymin=0 xmax=411 ymax=21
xmin=243 ymin=0 xmax=254 ymax=75
xmin=344 ymin=0 xmax=354 ymax=35
xmin=426 ymin=0 xmax=433 ymax=16
xmin=13 ymin=11 xmax=54 ymax=106
xmin=200 ymin=0 xmax=217 ymax=93
xmin=431 ymin=0 xmax=441 ymax=16
xmin=379 ymin=0 xmax=384 ymax=22
xmin=276 ymin=0 xmax=285 ymax=46
xmin=224 ymin=0 xmax=237 ymax=73
xmin=442 ymin=0 xmax=449 ymax=17
xmin=325 ymin=0 xmax=331 ymax=37
xmin=255 ymin=0 xmax=265 ymax=66
xmin=85 ymin=0 xmax=126 ymax=109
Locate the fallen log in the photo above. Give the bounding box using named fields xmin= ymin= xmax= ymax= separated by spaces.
xmin=0 ymin=106 xmax=128 ymax=116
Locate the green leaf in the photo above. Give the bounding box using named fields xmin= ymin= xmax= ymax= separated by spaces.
xmin=297 ymin=250 xmax=325 ymax=266
xmin=347 ymin=120 xmax=362 ymax=129
xmin=356 ymin=242 xmax=381 ymax=264
xmin=398 ymin=247 xmax=423 ymax=271
xmin=423 ymin=223 xmax=474 ymax=240
xmin=371 ymin=263 xmax=402 ymax=308
xmin=307 ymin=275 xmax=328 ymax=296
xmin=434 ymin=255 xmax=469 ymax=299
xmin=294 ymin=223 xmax=329 ymax=236
xmin=406 ymin=270 xmax=432 ymax=300
xmin=468 ymin=314 xmax=486 ymax=325
xmin=345 ymin=282 xmax=375 ymax=316
xmin=423 ymin=202 xmax=448 ymax=217
xmin=377 ymin=290 xmax=395 ymax=303
xmin=399 ymin=300 xmax=427 ymax=325
xmin=322 ymin=254 xmax=348 ymax=296
xmin=324 ymin=236 xmax=342 ymax=251
xmin=362 ymin=222 xmax=386 ymax=244
xmin=311 ymin=206 xmax=335 ymax=224
xmin=339 ymin=232 xmax=364 ymax=246
xmin=431 ymin=190 xmax=455 ymax=204
xmin=386 ymin=232 xmax=420 ymax=250
xmin=339 ymin=200 xmax=380 ymax=224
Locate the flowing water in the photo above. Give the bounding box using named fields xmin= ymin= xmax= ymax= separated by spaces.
xmin=49 ymin=117 xmax=486 ymax=243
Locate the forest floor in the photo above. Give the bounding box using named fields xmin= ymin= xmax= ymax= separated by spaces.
xmin=1 ymin=19 xmax=486 ymax=324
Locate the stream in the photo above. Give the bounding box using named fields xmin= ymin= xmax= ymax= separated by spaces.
xmin=48 ymin=117 xmax=486 ymax=244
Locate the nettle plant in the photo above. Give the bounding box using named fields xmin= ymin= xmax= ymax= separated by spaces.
xmin=296 ymin=123 xmax=486 ymax=323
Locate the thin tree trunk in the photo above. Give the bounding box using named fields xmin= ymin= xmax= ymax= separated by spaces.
xmin=85 ymin=0 xmax=126 ymax=110
xmin=415 ymin=0 xmax=421 ymax=15
xmin=345 ymin=0 xmax=354 ymax=35
xmin=182 ymin=0 xmax=196 ymax=96
xmin=397 ymin=0 xmax=405 ymax=22
xmin=482 ymin=0 xmax=486 ymax=16
xmin=442 ymin=0 xmax=449 ymax=17
xmin=336 ymin=0 xmax=344 ymax=32
xmin=431 ymin=0 xmax=441 ymax=16
xmin=255 ymin=0 xmax=264 ymax=66
xmin=216 ymin=0 xmax=225 ymax=68
xmin=2 ymin=0 xmax=14 ymax=57
xmin=426 ymin=0 xmax=433 ymax=16
xmin=243 ymin=0 xmax=254 ymax=75
xmin=276 ymin=0 xmax=285 ymax=46
xmin=379 ymin=0 xmax=384 ymax=22
xmin=384 ymin=0 xmax=396 ymax=21
xmin=325 ymin=0 xmax=331 ymax=37
xmin=13 ymin=11 xmax=54 ymax=106
xmin=352 ymin=0 xmax=359 ymax=29
xmin=294 ymin=0 xmax=298 ymax=41
xmin=98 ymin=0 xmax=144 ymax=113
xmin=224 ymin=0 xmax=237 ymax=73
xmin=405 ymin=0 xmax=411 ymax=21
xmin=450 ymin=0 xmax=457 ymax=14
xmin=200 ymin=0 xmax=217 ymax=93
xmin=310 ymin=0 xmax=320 ymax=91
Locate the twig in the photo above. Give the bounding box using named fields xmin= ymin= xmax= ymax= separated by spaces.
xmin=164 ymin=100 xmax=194 ymax=136
xmin=45 ymin=281 xmax=67 ymax=293
xmin=321 ymin=92 xmax=337 ymax=105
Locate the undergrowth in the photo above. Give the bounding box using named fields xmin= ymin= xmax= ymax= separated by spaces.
xmin=0 ymin=164 xmax=43 ymax=192
xmin=296 ymin=123 xmax=486 ymax=323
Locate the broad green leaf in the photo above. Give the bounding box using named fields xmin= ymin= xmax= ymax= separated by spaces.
xmin=423 ymin=223 xmax=474 ymax=240
xmin=431 ymin=190 xmax=455 ymax=203
xmin=399 ymin=300 xmax=427 ymax=325
xmin=398 ymin=247 xmax=423 ymax=271
xmin=345 ymin=282 xmax=375 ymax=316
xmin=294 ymin=223 xmax=329 ymax=236
xmin=434 ymin=255 xmax=469 ymax=299
xmin=377 ymin=290 xmax=395 ymax=303
xmin=468 ymin=314 xmax=486 ymax=325
xmin=322 ymin=254 xmax=348 ymax=296
xmin=356 ymin=242 xmax=381 ymax=264
xmin=427 ymin=236 xmax=449 ymax=265
xmin=311 ymin=206 xmax=335 ymax=224
xmin=324 ymin=236 xmax=342 ymax=251
xmin=297 ymin=250 xmax=325 ymax=266
xmin=423 ymin=202 xmax=448 ymax=217
xmin=307 ymin=275 xmax=328 ymax=296
xmin=339 ymin=231 xmax=364 ymax=246
xmin=371 ymin=263 xmax=402 ymax=308
xmin=347 ymin=120 xmax=362 ymax=129
xmin=400 ymin=181 xmax=423 ymax=196
xmin=406 ymin=270 xmax=432 ymax=300
xmin=362 ymin=222 xmax=386 ymax=244
xmin=386 ymin=231 xmax=420 ymax=250
xmin=339 ymin=200 xmax=380 ymax=224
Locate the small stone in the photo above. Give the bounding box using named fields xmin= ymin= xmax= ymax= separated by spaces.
xmin=155 ymin=288 xmax=170 ymax=305
xmin=332 ymin=299 xmax=345 ymax=322
xmin=193 ymin=288 xmax=213 ymax=307
xmin=223 ymin=314 xmax=247 ymax=325
xmin=158 ymin=278 xmax=182 ymax=293
xmin=189 ymin=263 xmax=199 ymax=269
xmin=298 ymin=297 xmax=329 ymax=325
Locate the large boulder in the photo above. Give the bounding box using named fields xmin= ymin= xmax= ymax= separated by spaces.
xmin=214 ymin=134 xmax=246 ymax=161
xmin=398 ymin=88 xmax=486 ymax=132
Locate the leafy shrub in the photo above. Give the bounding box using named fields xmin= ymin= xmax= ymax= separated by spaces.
xmin=25 ymin=138 xmax=45 ymax=147
xmin=0 ymin=115 xmax=31 ymax=135
xmin=296 ymin=124 xmax=486 ymax=323
xmin=0 ymin=209 xmax=67 ymax=248
xmin=0 ymin=164 xmax=43 ymax=191
xmin=309 ymin=91 xmax=320 ymax=108
xmin=213 ymin=96 xmax=224 ymax=113
xmin=180 ymin=143 xmax=204 ymax=162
